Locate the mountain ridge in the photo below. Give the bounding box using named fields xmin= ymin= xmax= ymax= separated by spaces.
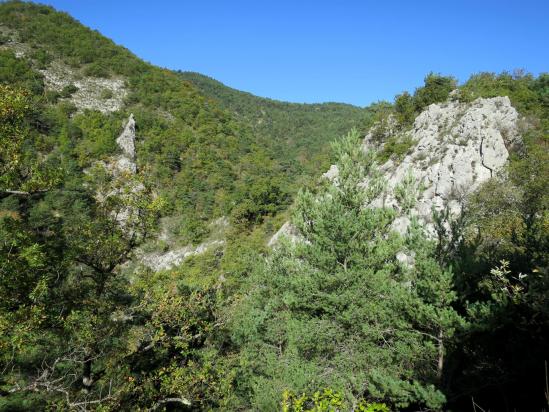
xmin=179 ymin=71 xmax=363 ymax=107
xmin=0 ymin=2 xmax=547 ymax=411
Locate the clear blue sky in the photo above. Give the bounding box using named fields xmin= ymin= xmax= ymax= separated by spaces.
xmin=39 ymin=0 xmax=548 ymax=107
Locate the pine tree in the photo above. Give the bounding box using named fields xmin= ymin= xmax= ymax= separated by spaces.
xmin=231 ymin=129 xmax=452 ymax=410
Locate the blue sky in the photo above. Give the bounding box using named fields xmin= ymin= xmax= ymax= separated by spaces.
xmin=39 ymin=0 xmax=548 ymax=107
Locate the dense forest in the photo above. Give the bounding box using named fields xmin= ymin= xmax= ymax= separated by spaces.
xmin=0 ymin=1 xmax=548 ymax=411
xmin=177 ymin=72 xmax=365 ymax=181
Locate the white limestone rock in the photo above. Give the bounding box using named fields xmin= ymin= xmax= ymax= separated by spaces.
xmin=0 ymin=32 xmax=127 ymax=113
xmin=116 ymin=114 xmax=136 ymax=160
xmin=322 ymin=164 xmax=339 ymax=182
xmin=138 ymin=216 xmax=231 ymax=272
xmin=40 ymin=61 xmax=127 ymax=113
xmin=88 ymin=115 xmax=141 ymax=229
xmin=363 ymin=96 xmax=521 ymax=234
xmin=140 ymin=240 xmax=225 ymax=272
xmin=396 ymin=250 xmax=416 ymax=269
xmin=269 ymin=96 xmax=522 ymax=245
xmin=268 ymin=221 xmax=302 ymax=247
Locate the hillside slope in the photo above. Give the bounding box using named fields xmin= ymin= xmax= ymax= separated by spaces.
xmin=0 ymin=1 xmax=370 ymax=243
xmin=0 ymin=2 xmax=547 ymax=411
xmin=0 ymin=1 xmax=305 ymax=243
xmin=179 ymin=71 xmax=366 ymax=178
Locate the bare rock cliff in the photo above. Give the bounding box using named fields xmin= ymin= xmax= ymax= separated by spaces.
xmin=366 ymin=96 xmax=522 ymax=233
xmin=270 ymin=96 xmax=523 ymax=243
xmin=90 ymin=114 xmax=142 ymax=228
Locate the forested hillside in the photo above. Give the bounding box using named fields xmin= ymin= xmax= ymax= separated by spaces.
xmin=178 ymin=72 xmax=366 ymax=179
xmin=0 ymin=1 xmax=548 ymax=411
xmin=0 ymin=1 xmax=367 ymax=243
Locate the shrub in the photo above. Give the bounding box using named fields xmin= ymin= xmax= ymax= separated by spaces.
xmin=413 ymin=73 xmax=457 ymax=111
xmin=60 ymin=84 xmax=78 ymax=98
xmin=100 ymin=88 xmax=113 ymax=99
xmin=83 ymin=61 xmax=110 ymax=78
xmin=282 ymin=389 xmax=391 ymax=412
xmin=30 ymin=49 xmax=52 ymax=69
xmin=394 ymin=91 xmax=415 ymax=126
xmin=378 ymin=134 xmax=415 ymax=163
xmin=0 ymin=50 xmax=44 ymax=94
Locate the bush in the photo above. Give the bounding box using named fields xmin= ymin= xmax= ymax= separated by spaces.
xmin=282 ymin=388 xmax=391 ymax=412
xmin=44 ymin=90 xmax=60 ymax=103
xmin=100 ymin=88 xmax=113 ymax=99
xmin=72 ymin=110 xmax=122 ymax=163
xmin=378 ymin=134 xmax=415 ymax=163
xmin=83 ymin=61 xmax=110 ymax=78
xmin=460 ymin=71 xmax=540 ymax=114
xmin=413 ymin=73 xmax=457 ymax=111
xmin=0 ymin=50 xmax=44 ymax=94
xmin=394 ymin=91 xmax=415 ymax=125
xmin=30 ymin=49 xmax=52 ymax=69
xmin=60 ymin=84 xmax=78 ymax=98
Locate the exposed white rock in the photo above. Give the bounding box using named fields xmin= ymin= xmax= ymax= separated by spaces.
xmin=269 ymin=96 xmax=522 ymax=245
xmin=140 ymin=240 xmax=225 ymax=272
xmin=112 ymin=156 xmax=137 ymax=175
xmin=90 ymin=115 xmax=141 ymax=228
xmin=364 ymin=96 xmax=521 ymax=234
xmin=139 ymin=215 xmax=231 ymax=271
xmin=0 ymin=26 xmax=31 ymax=57
xmin=95 ymin=114 xmax=138 ymax=176
xmin=211 ymin=216 xmax=230 ymax=229
xmin=396 ymin=250 xmax=416 ymax=269
xmin=268 ymin=221 xmax=303 ymax=247
xmin=322 ymin=164 xmax=339 ymax=181
xmin=0 ymin=31 xmax=126 ymax=112
xmin=39 ymin=61 xmax=127 ymax=113
xmin=116 ymin=114 xmax=136 ymax=159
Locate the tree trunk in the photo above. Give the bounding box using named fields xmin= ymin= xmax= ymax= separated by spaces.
xmin=437 ymin=329 xmax=444 ymax=380
xmin=82 ymin=357 xmax=93 ymax=391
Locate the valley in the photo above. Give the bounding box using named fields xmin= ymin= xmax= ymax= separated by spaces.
xmin=0 ymin=2 xmax=547 ymax=411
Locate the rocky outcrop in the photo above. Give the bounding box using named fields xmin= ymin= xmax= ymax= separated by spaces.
xmin=0 ymin=26 xmax=30 ymax=57
xmin=270 ymin=96 xmax=522 ymax=244
xmin=140 ymin=240 xmax=225 ymax=272
xmin=110 ymin=114 xmax=137 ymax=175
xmin=90 ymin=114 xmax=142 ymax=229
xmin=0 ymin=27 xmax=127 ymax=113
xmin=39 ymin=61 xmax=127 ymax=113
xmin=95 ymin=114 xmax=138 ymax=177
xmin=267 ymin=221 xmax=303 ymax=247
xmin=139 ymin=216 xmax=230 ymax=272
xmin=116 ymin=114 xmax=136 ymax=160
xmin=364 ymin=96 xmax=521 ymax=233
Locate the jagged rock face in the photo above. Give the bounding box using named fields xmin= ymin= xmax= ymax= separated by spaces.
xmin=140 ymin=240 xmax=225 ymax=272
xmin=92 ymin=114 xmax=142 ymax=228
xmin=111 ymin=114 xmax=137 ymax=175
xmin=270 ymin=96 xmax=522 ymax=244
xmin=267 ymin=221 xmax=302 ymax=247
xmin=98 ymin=114 xmax=137 ymax=176
xmin=364 ymin=96 xmax=521 ymax=233
xmin=116 ymin=113 xmax=136 ymax=160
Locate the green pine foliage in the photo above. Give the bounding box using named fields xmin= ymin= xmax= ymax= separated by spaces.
xmin=230 ymin=131 xmax=457 ymax=410
xmin=0 ymin=1 xmax=547 ymax=411
xmin=178 ymin=71 xmax=366 ymax=185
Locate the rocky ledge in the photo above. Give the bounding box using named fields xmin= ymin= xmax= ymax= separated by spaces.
xmin=366 ymin=96 xmax=522 ymax=233
xmin=271 ymin=95 xmax=523 ymax=243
